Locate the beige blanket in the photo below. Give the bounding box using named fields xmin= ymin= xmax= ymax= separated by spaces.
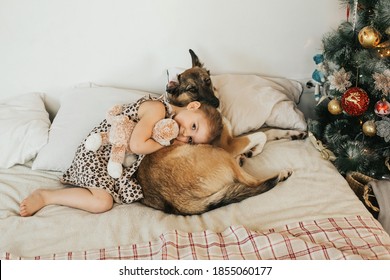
xmin=0 ymin=138 xmax=376 ymax=258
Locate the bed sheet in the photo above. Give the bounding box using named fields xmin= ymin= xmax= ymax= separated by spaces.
xmin=3 ymin=217 xmax=389 ymax=260
xmin=1 ymin=138 xmax=387 ymax=259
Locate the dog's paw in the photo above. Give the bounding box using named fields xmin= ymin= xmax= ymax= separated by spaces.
xmin=291 ymin=131 xmax=308 ymax=140
xmin=278 ymin=169 xmax=293 ymax=182
xmin=245 ymin=132 xmax=267 ymax=157
xmin=244 ymin=150 xmax=253 ymax=158
xmin=265 ymin=129 xmax=307 ymax=141
xmin=236 ymin=154 xmax=246 ymax=167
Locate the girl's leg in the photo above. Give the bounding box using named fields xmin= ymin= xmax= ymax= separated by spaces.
xmin=19 ymin=187 xmax=113 ymax=217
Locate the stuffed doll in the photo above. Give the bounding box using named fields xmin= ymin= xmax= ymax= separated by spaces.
xmin=85 ymin=104 xmax=179 ymax=179
xmin=308 ymin=54 xmax=327 ymax=101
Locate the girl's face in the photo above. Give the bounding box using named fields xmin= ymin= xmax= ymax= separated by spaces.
xmin=174 ymin=109 xmax=210 ymax=144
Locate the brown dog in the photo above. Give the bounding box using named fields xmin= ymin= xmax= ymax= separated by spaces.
xmin=137 ymin=50 xmax=300 ymax=215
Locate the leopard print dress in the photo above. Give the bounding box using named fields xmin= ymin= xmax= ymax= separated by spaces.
xmin=61 ymin=95 xmax=173 ymax=204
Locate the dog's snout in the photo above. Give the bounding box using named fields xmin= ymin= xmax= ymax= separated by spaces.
xmin=168 ymin=81 xmax=178 ymax=88
xmin=210 ymin=97 xmax=220 ymax=108
xmin=166 ymin=81 xmax=178 ymax=94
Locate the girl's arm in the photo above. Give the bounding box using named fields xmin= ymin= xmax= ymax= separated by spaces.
xmin=129 ymin=100 xmax=167 ymax=155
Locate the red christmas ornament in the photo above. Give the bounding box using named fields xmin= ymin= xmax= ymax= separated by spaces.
xmin=374 ymin=98 xmax=390 ymax=117
xmin=341 ymin=87 xmax=370 ymax=116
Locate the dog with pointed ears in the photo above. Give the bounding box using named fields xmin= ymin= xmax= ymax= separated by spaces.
xmin=137 ymin=50 xmax=305 ymax=215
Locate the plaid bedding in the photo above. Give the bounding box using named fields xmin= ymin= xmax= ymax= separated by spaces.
xmin=2 ymin=216 xmax=390 ymax=260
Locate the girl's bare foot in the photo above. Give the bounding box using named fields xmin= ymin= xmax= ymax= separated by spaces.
xmin=19 ymin=189 xmax=47 ymax=217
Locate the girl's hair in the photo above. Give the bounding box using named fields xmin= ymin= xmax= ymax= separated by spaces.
xmin=198 ymin=103 xmax=224 ymax=143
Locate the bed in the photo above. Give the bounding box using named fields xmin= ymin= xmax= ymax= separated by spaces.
xmin=1 ymin=73 xmax=390 ymax=260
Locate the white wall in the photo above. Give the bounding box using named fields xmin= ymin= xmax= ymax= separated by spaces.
xmin=0 ymin=0 xmax=344 ymax=113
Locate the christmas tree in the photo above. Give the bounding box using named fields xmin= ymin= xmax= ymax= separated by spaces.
xmin=309 ymin=0 xmax=390 ymax=179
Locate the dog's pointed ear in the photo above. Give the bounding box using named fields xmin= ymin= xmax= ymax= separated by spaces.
xmin=189 ymin=49 xmax=204 ymax=68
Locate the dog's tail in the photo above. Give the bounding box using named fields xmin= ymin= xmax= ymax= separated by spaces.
xmin=165 ymin=170 xmax=292 ymax=215
xmin=204 ymin=171 xmax=291 ymax=212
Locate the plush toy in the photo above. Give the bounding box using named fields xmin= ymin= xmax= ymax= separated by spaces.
xmin=308 ymin=54 xmax=327 ymax=101
xmin=85 ymin=104 xmax=179 ymax=179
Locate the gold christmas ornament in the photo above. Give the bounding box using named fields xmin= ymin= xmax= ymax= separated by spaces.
xmin=376 ymin=40 xmax=390 ymax=58
xmin=358 ymin=26 xmax=382 ymax=48
xmin=362 ymin=120 xmax=377 ymax=137
xmin=327 ymin=99 xmax=343 ymax=115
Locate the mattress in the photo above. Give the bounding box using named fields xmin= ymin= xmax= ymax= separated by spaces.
xmin=1 ymin=138 xmax=389 ymax=259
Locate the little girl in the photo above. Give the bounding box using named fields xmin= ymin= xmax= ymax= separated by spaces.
xmin=20 ymin=95 xmax=223 ymax=216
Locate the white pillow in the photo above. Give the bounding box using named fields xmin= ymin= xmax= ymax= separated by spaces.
xmin=167 ymin=68 xmax=307 ymax=136
xmin=0 ymin=93 xmax=50 ymax=168
xmin=211 ymin=74 xmax=307 ymax=136
xmin=32 ymin=86 xmax=159 ymax=172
